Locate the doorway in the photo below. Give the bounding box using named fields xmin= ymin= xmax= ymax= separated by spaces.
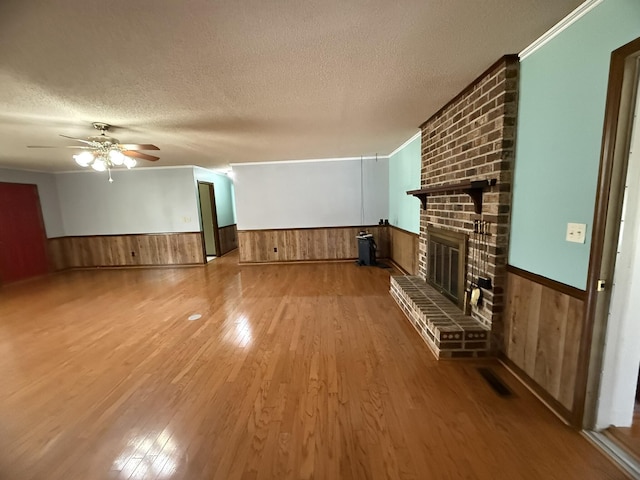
xmin=0 ymin=182 xmax=49 ymax=283
xmin=582 ymin=37 xmax=640 ymax=476
xmin=197 ymin=181 xmax=220 ymax=263
xmin=596 ymin=63 xmax=640 ymax=463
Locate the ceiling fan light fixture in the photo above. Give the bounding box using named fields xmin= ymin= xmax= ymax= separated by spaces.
xmin=29 ymin=122 xmax=159 ymax=181
xmin=92 ymin=157 xmax=107 ymax=172
xmin=123 ymin=156 xmax=136 ymax=169
xmin=74 ymin=151 xmax=95 ymax=167
xmin=109 ymin=149 xmax=125 ymax=166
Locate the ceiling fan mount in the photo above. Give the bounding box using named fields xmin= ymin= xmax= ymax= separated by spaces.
xmin=92 ymin=122 xmax=111 ymax=133
xmin=89 ymin=123 xmax=119 ymax=145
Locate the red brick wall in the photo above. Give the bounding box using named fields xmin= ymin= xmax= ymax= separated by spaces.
xmin=418 ymin=55 xmax=519 ymax=349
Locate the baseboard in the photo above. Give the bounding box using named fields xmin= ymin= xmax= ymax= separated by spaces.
xmin=388 ymin=258 xmax=410 ymax=275
xmin=218 ymin=247 xmax=238 ymax=258
xmin=498 ymin=353 xmax=573 ymax=426
xmin=57 ymin=263 xmax=204 ymax=271
xmin=238 ymin=257 xmax=393 ymax=266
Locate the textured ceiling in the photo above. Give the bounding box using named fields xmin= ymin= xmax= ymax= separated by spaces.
xmin=0 ymin=0 xmax=582 ymax=172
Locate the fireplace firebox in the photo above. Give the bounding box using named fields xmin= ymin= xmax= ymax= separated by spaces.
xmin=426 ymin=227 xmax=467 ymax=308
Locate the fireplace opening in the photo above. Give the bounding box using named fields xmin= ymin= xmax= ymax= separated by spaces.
xmin=427 ymin=227 xmax=467 ymax=308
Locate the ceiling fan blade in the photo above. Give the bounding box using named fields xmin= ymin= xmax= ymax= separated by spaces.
xmin=119 ymin=143 xmax=160 ymax=151
xmin=27 ymin=145 xmax=94 ymax=149
xmin=123 ymin=150 xmax=160 ymax=162
xmin=59 ymin=134 xmax=95 ymax=145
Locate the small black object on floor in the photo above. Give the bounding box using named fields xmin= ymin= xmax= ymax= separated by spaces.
xmin=477 ymin=367 xmax=513 ymax=397
xmin=355 ymin=232 xmax=391 ymax=269
xmin=356 ymin=233 xmax=377 ymax=266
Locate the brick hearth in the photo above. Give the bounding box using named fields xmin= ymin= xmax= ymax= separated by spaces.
xmin=390 ymin=276 xmax=489 ymax=359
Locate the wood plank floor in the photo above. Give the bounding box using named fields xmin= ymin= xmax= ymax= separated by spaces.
xmin=0 ymin=252 xmax=626 ymax=480
xmin=606 ymin=402 xmax=640 ymax=463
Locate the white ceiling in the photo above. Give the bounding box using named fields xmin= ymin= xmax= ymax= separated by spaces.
xmin=0 ymin=0 xmax=582 ymax=172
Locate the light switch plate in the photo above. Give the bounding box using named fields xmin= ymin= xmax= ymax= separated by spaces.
xmin=566 ymin=223 xmax=586 ymax=244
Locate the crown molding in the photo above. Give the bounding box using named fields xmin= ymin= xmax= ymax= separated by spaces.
xmin=519 ymin=0 xmax=603 ymax=60
xmin=53 ymin=165 xmax=196 ymax=174
xmin=0 ymin=165 xmax=52 ymax=174
xmin=230 ymin=155 xmax=388 ymax=167
xmin=388 ymin=131 xmax=421 ymax=158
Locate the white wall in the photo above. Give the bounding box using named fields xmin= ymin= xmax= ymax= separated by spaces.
xmin=0 ymin=167 xmax=64 ymax=238
xmin=55 ymin=167 xmax=201 ymax=236
xmin=233 ymin=157 xmax=389 ymax=230
xmin=595 ymin=75 xmax=640 ymax=429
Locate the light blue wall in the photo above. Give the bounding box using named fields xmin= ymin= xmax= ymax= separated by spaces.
xmin=233 ymin=158 xmax=388 ymax=230
xmin=509 ymin=0 xmax=640 ymax=289
xmin=193 ymin=167 xmax=236 ymax=227
xmin=57 ymin=167 xmax=201 ymax=235
xmin=388 ymin=133 xmax=421 ymax=233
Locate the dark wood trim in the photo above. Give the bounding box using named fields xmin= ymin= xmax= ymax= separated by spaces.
xmin=506 ymin=264 xmax=587 ymax=301
xmin=62 ymin=263 xmax=204 ymax=270
xmin=238 ymin=257 xmax=388 ymax=266
xmin=197 ymin=181 xmax=222 ymax=261
xmin=388 ymin=258 xmax=410 ymax=275
xmin=218 ymin=224 xmax=238 ymax=256
xmin=199 ymin=230 xmax=207 ymax=263
xmin=237 ymin=224 xmax=385 ymax=233
xmin=54 ymin=232 xmax=202 ymax=239
xmin=388 ymin=224 xmax=419 ymax=237
xmin=577 ymin=36 xmax=640 ymax=428
xmin=499 ymin=353 xmax=573 ymax=424
xmin=210 ymin=184 xmax=222 ymax=258
xmin=218 ymin=248 xmax=238 ymax=258
xmin=408 ymin=179 xmax=497 ymax=214
xmin=419 ymin=55 xmax=519 ymax=129
xmin=197 ymin=181 xmax=209 ymax=261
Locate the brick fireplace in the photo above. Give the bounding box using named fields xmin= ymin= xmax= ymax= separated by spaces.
xmin=391 ymin=55 xmax=519 ymax=358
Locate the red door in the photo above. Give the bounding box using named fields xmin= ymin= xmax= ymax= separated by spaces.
xmin=0 ymin=183 xmax=50 ymax=283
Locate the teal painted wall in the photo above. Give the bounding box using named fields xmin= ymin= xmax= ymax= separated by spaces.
xmin=193 ymin=167 xmax=236 ymax=227
xmin=509 ymin=0 xmax=640 ymax=289
xmin=388 ymin=133 xmax=421 ymax=233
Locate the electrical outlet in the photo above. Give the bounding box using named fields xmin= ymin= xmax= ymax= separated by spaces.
xmin=274 ymin=247 xmax=278 ymax=253
xmin=131 ymin=251 xmax=136 ymax=257
xmin=566 ymin=223 xmax=586 ymax=244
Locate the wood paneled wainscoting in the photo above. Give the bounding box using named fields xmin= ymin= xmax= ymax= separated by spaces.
xmin=237 ymin=225 xmax=389 ymax=263
xmin=48 ymin=232 xmax=204 ymax=270
xmin=503 ymin=265 xmax=587 ymax=420
xmin=218 ymin=224 xmax=238 ymax=256
xmin=388 ymin=225 xmax=419 ymax=275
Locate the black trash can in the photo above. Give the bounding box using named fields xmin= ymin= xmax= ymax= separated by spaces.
xmin=356 ymin=233 xmax=377 ymax=266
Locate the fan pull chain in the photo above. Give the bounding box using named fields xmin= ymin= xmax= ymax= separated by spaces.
xmin=108 ymin=168 xmax=113 ymax=183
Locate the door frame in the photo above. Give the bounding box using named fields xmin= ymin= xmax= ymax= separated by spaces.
xmin=577 ymin=36 xmax=640 ymax=428
xmin=196 ymin=181 xmax=221 ymax=263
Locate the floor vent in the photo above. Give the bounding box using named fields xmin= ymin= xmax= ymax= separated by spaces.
xmin=478 ymin=367 xmax=513 ymax=397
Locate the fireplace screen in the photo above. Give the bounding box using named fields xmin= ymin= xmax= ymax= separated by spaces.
xmin=427 ymin=227 xmax=467 ymax=307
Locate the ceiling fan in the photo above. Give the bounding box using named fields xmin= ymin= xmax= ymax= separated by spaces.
xmin=28 ymin=122 xmax=160 ymax=181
